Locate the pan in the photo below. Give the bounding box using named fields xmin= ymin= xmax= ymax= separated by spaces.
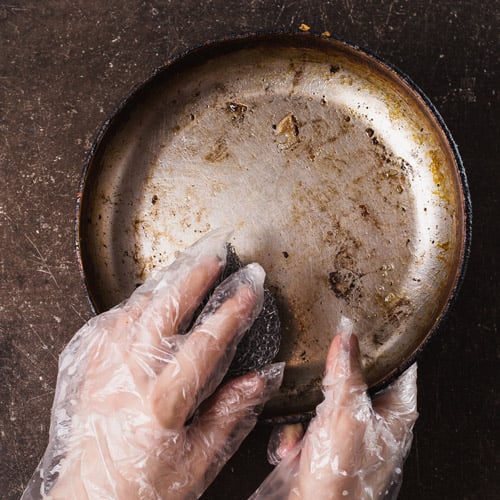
xmin=77 ymin=34 xmax=471 ymax=421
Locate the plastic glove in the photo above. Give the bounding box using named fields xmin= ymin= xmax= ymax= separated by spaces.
xmin=252 ymin=317 xmax=418 ymax=500
xmin=22 ymin=229 xmax=284 ymax=500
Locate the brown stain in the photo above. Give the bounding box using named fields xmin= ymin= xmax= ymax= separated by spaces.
xmin=386 ymin=295 xmax=412 ymax=324
xmin=205 ymin=137 xmax=229 ymax=163
xmin=358 ymin=203 xmax=382 ymax=230
xmin=328 ymin=269 xmax=360 ymax=300
xmin=225 ymin=101 xmax=248 ymax=123
xmin=293 ymin=68 xmax=304 ymax=88
xmin=429 ymin=149 xmax=445 ymax=185
xmin=327 ymin=235 xmax=365 ymax=305
xmin=372 ymin=294 xmax=413 ymax=345
xmin=436 ymin=241 xmax=450 ymax=251
xmin=368 ymin=132 xmax=414 ymax=199
xmin=334 ymin=244 xmax=357 ymax=269
xmin=428 ymin=149 xmax=452 ymax=202
xmin=388 ymin=98 xmax=406 ymax=122
xmin=288 ymin=62 xmax=304 ymax=89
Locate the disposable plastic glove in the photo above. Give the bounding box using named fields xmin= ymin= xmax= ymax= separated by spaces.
xmin=22 ymin=229 xmax=284 ymax=500
xmin=252 ymin=317 xmax=418 ymax=500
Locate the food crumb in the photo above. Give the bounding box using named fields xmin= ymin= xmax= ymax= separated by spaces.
xmin=299 ymin=23 xmax=311 ymax=32
xmin=274 ymin=113 xmax=300 ymax=150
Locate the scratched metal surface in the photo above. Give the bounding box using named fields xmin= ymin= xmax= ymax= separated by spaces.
xmin=0 ymin=1 xmax=497 ymax=499
xmin=78 ymin=35 xmax=469 ymax=419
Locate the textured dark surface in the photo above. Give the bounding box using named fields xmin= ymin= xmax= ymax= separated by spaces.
xmin=0 ymin=1 xmax=498 ymax=499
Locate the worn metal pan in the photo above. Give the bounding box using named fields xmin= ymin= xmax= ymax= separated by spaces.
xmin=77 ymin=34 xmax=471 ymax=421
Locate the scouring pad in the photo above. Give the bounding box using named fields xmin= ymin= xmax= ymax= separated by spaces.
xmin=200 ymin=244 xmax=282 ymax=378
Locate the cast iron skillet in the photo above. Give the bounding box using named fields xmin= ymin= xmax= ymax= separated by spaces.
xmin=77 ymin=33 xmax=471 ymax=421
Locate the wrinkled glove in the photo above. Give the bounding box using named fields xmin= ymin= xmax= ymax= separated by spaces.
xmin=252 ymin=317 xmax=418 ymax=500
xmin=22 ymin=229 xmax=284 ymax=500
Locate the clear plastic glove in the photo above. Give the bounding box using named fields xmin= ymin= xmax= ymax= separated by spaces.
xmin=22 ymin=229 xmax=284 ymax=500
xmin=252 ymin=317 xmax=418 ymax=500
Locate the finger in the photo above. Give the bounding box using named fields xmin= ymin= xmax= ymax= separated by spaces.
xmin=186 ymin=363 xmax=285 ymax=494
xmin=152 ymin=264 xmax=265 ymax=429
xmin=132 ymin=228 xmax=230 ymax=346
xmin=373 ymin=363 xmax=418 ymax=443
xmin=267 ymin=423 xmax=305 ymax=465
xmin=294 ymin=321 xmax=369 ymax=498
xmin=321 ymin=319 xmax=366 ymax=410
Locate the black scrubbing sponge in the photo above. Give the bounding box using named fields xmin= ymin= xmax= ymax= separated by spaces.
xmin=227 ymin=246 xmax=281 ymax=377
xmin=224 ymin=245 xmax=281 ymax=377
xmin=198 ymin=244 xmax=281 ymax=378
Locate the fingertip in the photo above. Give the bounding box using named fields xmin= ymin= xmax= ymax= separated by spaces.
xmin=226 ymin=371 xmax=267 ymax=399
xmin=224 ymin=361 xmax=284 ymax=406
xmin=244 ymin=262 xmax=266 ymax=292
xmin=325 ymin=316 xmax=356 ymax=369
xmin=323 ymin=321 xmax=365 ymax=395
xmin=325 ymin=329 xmax=360 ymax=377
xmin=338 ymin=315 xmax=354 ymax=335
xmin=186 ymin=227 xmax=233 ymax=263
xmin=267 ymin=423 xmax=304 ymax=465
xmin=257 ymin=361 xmax=285 ymax=394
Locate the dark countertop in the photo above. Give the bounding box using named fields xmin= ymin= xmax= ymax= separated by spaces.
xmin=1 ymin=1 xmax=498 ymax=498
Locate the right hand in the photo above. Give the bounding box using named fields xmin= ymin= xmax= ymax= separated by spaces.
xmin=22 ymin=229 xmax=284 ymax=500
xmin=252 ymin=319 xmax=418 ymax=499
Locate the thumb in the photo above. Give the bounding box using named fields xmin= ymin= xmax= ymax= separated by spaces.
xmin=267 ymin=423 xmax=305 ymax=465
xmin=321 ymin=317 xmax=367 ymax=412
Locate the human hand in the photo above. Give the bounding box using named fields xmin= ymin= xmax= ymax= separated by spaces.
xmin=252 ymin=318 xmax=418 ymax=500
xmin=22 ymin=229 xmax=284 ymax=499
